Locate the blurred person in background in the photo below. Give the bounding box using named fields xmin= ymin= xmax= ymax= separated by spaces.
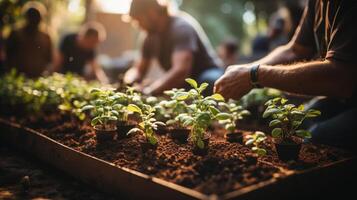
xmin=52 ymin=22 xmax=109 ymax=84
xmin=124 ymin=0 xmax=223 ymax=95
xmin=215 ymin=0 xmax=357 ymax=151
xmin=217 ymin=38 xmax=240 ymax=68
xmin=5 ymin=1 xmax=52 ymax=78
xmin=250 ymin=13 xmax=289 ymax=61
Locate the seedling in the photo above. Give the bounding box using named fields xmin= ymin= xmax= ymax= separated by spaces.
xmin=218 ymin=100 xmax=250 ymax=133
xmin=263 ymin=97 xmax=321 ymax=161
xmin=81 ymin=88 xmax=119 ymax=130
xmin=172 ymin=78 xmax=225 ymax=150
xmin=127 ymin=104 xmax=165 ymax=146
xmin=263 ymin=97 xmax=321 ymax=141
xmin=245 ymin=131 xmax=267 ymax=156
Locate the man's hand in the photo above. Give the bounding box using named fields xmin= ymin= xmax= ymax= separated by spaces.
xmin=214 ymin=65 xmax=253 ymax=100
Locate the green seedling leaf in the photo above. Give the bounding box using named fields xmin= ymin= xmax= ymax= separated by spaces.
xmin=198 ymin=83 xmax=209 ymax=93
xmin=211 ymin=93 xmax=225 ymax=101
xmin=245 ymin=139 xmax=255 ymax=146
xmin=271 ymin=128 xmax=282 ymax=138
xmin=209 ymin=106 xmax=220 ymax=115
xmin=216 ymin=113 xmax=231 ymax=120
xmin=296 ymin=129 xmax=312 ymax=139
xmin=148 ymin=136 xmax=158 ymax=145
xmin=197 ymin=139 xmax=205 ymax=149
xmin=127 ymin=104 xmax=142 ymax=114
xmin=306 ymin=109 xmax=321 ymax=118
xmin=127 ymin=128 xmax=141 ymax=135
xmin=269 ymin=119 xmax=281 ymax=127
xmin=281 ymin=98 xmax=288 ymax=104
xmin=174 ymin=92 xmax=189 ymax=101
xmin=185 ymin=78 xmax=198 ymax=89
xmin=263 ymin=108 xmax=280 ymax=118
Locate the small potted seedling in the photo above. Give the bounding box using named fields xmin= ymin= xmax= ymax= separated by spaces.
xmin=218 ymin=101 xmax=250 ymax=143
xmin=164 ymin=88 xmax=192 ymax=141
xmin=82 ymin=89 xmax=119 ymax=143
xmin=263 ymin=97 xmax=321 ymax=161
xmin=245 ymin=131 xmax=267 ymax=156
xmin=108 ymin=92 xmax=136 ymax=139
xmin=127 ymin=104 xmax=165 ymax=152
xmin=145 ymin=96 xmax=169 ymax=135
xmin=178 ymin=78 xmax=225 ymax=155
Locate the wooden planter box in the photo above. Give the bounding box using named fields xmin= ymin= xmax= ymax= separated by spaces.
xmin=0 ymin=118 xmax=356 ymax=199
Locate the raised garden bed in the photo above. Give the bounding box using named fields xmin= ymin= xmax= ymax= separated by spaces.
xmin=1 ymin=113 xmax=355 ymax=199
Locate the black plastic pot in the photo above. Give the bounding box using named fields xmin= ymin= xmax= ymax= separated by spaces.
xmin=94 ymin=126 xmax=117 ymax=143
xmin=193 ymin=133 xmax=211 ymax=156
xmin=117 ymin=121 xmax=136 ymax=140
xmin=274 ymin=138 xmax=302 ymax=161
xmin=225 ymin=130 xmax=244 ymax=143
xmin=155 ymin=123 xmax=168 ymax=135
xmin=170 ymin=128 xmax=190 ymax=143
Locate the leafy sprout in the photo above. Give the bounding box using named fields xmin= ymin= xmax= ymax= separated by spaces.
xmin=127 ymin=104 xmax=165 ymax=146
xmin=81 ymin=88 xmax=120 ymax=130
xmin=218 ymin=100 xmax=250 ymax=133
xmin=245 ymin=131 xmax=267 ymax=156
xmin=167 ymin=78 xmax=225 ymax=149
xmin=263 ymin=97 xmax=321 ymax=141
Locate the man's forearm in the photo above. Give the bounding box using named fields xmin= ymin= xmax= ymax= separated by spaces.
xmin=259 ymin=60 xmax=356 ymax=98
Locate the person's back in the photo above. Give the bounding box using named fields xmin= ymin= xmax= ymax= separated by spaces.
xmin=5 ymin=2 xmax=52 ymax=78
xmin=6 ymin=27 xmax=52 ymax=78
xmin=59 ymin=33 xmax=95 ymax=75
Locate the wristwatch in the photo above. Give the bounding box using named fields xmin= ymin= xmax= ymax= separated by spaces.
xmin=250 ymin=64 xmax=263 ymax=88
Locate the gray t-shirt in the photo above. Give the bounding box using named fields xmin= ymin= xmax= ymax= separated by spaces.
xmin=141 ymin=12 xmax=222 ymax=78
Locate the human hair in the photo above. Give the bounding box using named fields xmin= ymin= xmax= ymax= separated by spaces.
xmin=221 ymin=38 xmax=240 ymax=55
xmin=22 ymin=1 xmax=47 ymax=19
xmin=79 ymin=22 xmax=107 ymax=42
xmin=129 ymin=0 xmax=169 ymax=19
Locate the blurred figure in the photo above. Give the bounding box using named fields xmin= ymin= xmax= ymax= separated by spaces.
xmin=5 ymin=1 xmax=52 ymax=78
xmin=53 ymin=22 xmax=109 ymax=83
xmin=217 ymin=38 xmax=239 ymax=68
xmin=251 ymin=13 xmax=288 ymax=60
xmin=124 ymin=0 xmax=223 ymax=95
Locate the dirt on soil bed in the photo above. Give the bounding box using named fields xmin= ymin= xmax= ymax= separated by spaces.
xmin=2 ymin=112 xmax=354 ymax=195
xmin=0 ymin=146 xmax=114 ymax=200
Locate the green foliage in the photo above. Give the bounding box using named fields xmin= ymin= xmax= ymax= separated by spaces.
xmin=127 ymin=104 xmax=165 ymax=146
xmin=263 ymin=97 xmax=321 ymax=141
xmin=81 ymin=88 xmax=120 ymax=130
xmin=245 ymin=131 xmax=267 ymax=156
xmin=218 ymin=100 xmax=250 ymax=133
xmin=0 ymin=70 xmax=99 ymax=118
xmin=165 ymin=78 xmax=225 ymax=149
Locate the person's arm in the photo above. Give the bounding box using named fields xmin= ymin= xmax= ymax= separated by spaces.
xmin=89 ymin=59 xmax=109 ymax=84
xmin=214 ymin=59 xmax=356 ymax=100
xmin=124 ymin=57 xmax=151 ymax=85
xmin=51 ymin=50 xmax=64 ymax=73
xmin=143 ymin=50 xmax=193 ymax=95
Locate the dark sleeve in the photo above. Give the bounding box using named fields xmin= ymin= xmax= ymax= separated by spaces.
xmin=292 ymin=0 xmax=316 ymax=52
xmin=172 ymin=24 xmax=198 ymax=52
xmin=141 ymin=34 xmax=156 ymax=59
xmin=45 ymin=34 xmax=53 ymax=63
xmin=87 ymin=50 xmax=95 ymax=61
xmin=325 ymin=1 xmax=357 ymax=63
xmin=59 ymin=35 xmax=71 ymax=54
xmin=5 ymin=31 xmax=18 ymax=67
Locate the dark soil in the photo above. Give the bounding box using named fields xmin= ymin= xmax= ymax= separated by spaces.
xmin=0 ymin=146 xmax=114 ymax=200
xmin=1 ymin=111 xmax=354 ymax=195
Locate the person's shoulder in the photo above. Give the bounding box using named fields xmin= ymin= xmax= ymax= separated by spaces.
xmin=172 ymin=12 xmax=197 ymax=29
xmin=171 ymin=12 xmax=198 ymax=35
